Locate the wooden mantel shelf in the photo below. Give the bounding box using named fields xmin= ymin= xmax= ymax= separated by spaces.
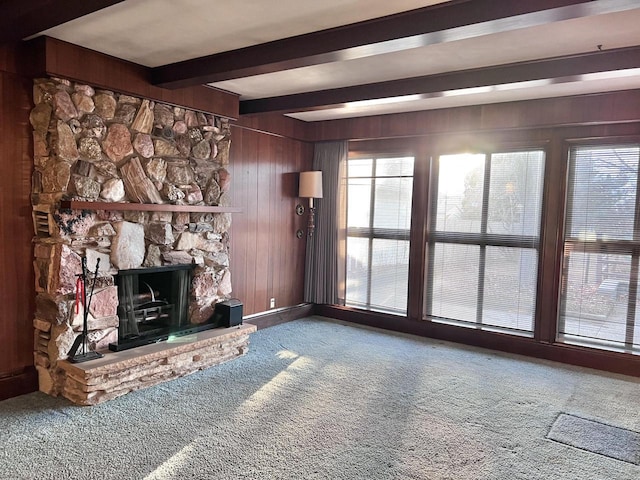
xmin=59 ymin=200 xmax=242 ymax=213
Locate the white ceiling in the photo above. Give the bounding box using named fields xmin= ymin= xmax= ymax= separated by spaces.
xmin=41 ymin=0 xmax=447 ymax=66
xmin=40 ymin=0 xmax=640 ymax=122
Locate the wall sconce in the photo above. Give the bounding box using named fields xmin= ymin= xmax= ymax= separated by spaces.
xmin=299 ymin=171 xmax=323 ymax=236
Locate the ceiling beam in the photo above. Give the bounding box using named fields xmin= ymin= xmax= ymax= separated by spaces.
xmin=239 ymin=46 xmax=640 ymax=115
xmin=0 ymin=0 xmax=125 ymax=44
xmin=152 ymin=0 xmax=637 ymax=89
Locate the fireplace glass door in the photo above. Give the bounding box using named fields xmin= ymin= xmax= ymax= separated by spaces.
xmin=110 ymin=264 xmax=198 ymax=351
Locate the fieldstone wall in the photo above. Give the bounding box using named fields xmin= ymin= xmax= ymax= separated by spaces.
xmin=30 ymin=77 xmax=235 ymax=397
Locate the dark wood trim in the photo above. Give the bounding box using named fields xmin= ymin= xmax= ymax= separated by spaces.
xmin=563 ymin=134 xmax=640 ymax=145
xmin=241 ymin=47 xmax=640 ymax=115
xmin=407 ymin=143 xmax=429 ymax=321
xmin=535 ymin=135 xmax=567 ymax=343
xmin=0 ymin=1 xmax=125 ymax=44
xmin=23 ymin=36 xmax=239 ymax=119
xmin=244 ymin=304 xmax=316 ymax=330
xmin=317 ymin=305 xmax=640 ymax=377
xmin=152 ymin=0 xmax=602 ymax=89
xmin=0 ymin=367 xmax=38 ymax=401
xmin=59 ymin=200 xmax=242 ymax=214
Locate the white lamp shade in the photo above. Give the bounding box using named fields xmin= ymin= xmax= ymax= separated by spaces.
xmin=299 ymin=171 xmax=323 ymax=198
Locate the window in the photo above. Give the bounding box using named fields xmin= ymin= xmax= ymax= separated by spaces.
xmin=344 ymin=155 xmax=414 ymax=314
xmin=424 ymin=150 xmax=545 ymax=334
xmin=558 ymin=144 xmax=640 ymax=352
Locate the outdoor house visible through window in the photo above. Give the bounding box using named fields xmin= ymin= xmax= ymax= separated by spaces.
xmin=344 ymin=156 xmax=414 ymax=314
xmin=424 ymin=150 xmax=545 ymax=334
xmin=559 ymin=143 xmax=640 ymax=352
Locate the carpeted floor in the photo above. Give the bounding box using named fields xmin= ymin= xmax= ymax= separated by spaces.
xmin=1 ymin=316 xmax=640 ymax=479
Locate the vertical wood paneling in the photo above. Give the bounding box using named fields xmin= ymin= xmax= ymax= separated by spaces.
xmin=0 ymin=68 xmax=36 ymax=387
xmin=229 ymin=126 xmax=313 ymax=316
xmin=270 ymin=137 xmax=280 ymax=307
xmin=233 ymin=127 xmax=261 ymax=313
xmin=254 ymin=133 xmax=271 ymax=311
xmin=310 ymin=90 xmax=640 ymax=142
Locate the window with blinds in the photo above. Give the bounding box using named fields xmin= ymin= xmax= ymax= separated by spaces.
xmin=558 ymin=144 xmax=640 ymax=352
xmin=344 ymin=156 xmax=414 ymax=314
xmin=424 ymin=150 xmax=545 ymax=333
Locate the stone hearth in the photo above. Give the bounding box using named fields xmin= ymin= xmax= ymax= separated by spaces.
xmin=58 ymin=324 xmax=256 ymax=405
xmin=29 ymin=76 xmax=243 ymax=404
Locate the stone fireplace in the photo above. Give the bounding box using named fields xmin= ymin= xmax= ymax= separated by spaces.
xmin=29 ymin=77 xmax=254 ymax=405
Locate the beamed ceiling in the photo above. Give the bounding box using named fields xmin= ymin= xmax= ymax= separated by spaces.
xmin=5 ymin=0 xmax=640 ymax=122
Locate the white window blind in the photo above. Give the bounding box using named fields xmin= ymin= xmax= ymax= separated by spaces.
xmin=559 ymin=144 xmax=640 ymax=351
xmin=345 ymin=156 xmax=414 ymax=314
xmin=425 ymin=150 xmax=545 ymax=333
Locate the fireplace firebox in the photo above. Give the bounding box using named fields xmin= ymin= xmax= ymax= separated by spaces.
xmin=109 ymin=264 xmax=214 ymax=351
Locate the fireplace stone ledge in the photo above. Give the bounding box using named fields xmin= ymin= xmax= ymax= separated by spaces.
xmin=57 ymin=324 xmax=256 ymax=405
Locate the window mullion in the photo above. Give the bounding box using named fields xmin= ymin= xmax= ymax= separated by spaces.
xmin=366 ymin=237 xmax=373 ymax=307
xmin=625 ymin=253 xmax=638 ymax=349
xmin=424 ymin=156 xmax=439 ymax=318
xmin=476 ymin=154 xmax=491 ymax=325
xmin=624 ymin=157 xmax=640 ymax=348
xmin=480 ymin=154 xmax=491 ymax=234
xmin=366 ymin=159 xmax=378 ymax=308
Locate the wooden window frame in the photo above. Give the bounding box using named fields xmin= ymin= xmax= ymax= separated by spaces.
xmin=327 ymin=127 xmax=640 ymax=378
xmin=423 ymin=147 xmax=546 ymax=335
xmin=344 ymin=151 xmax=415 ymax=314
xmin=557 ymin=137 xmax=640 ymax=352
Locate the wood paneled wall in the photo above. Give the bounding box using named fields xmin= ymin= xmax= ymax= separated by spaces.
xmin=229 ymin=125 xmax=313 ymax=315
xmin=0 ymin=65 xmax=37 ymax=398
xmin=310 ymin=89 xmax=640 ymax=141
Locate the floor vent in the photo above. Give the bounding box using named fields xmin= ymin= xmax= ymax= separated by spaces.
xmin=547 ymin=413 xmax=640 ymax=465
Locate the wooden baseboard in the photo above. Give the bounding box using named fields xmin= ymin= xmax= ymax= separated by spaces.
xmin=244 ymin=303 xmax=315 ymax=330
xmin=0 ymin=367 xmax=38 ymax=401
xmin=317 ymin=305 xmax=640 ymax=378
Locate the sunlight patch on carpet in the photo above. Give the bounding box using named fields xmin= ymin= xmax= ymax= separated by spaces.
xmin=144 ymin=442 xmax=196 ymax=480
xmin=276 ymin=349 xmax=300 ymax=359
xmin=240 ymin=356 xmax=312 ymax=412
xmin=547 ymin=413 xmax=640 ymax=465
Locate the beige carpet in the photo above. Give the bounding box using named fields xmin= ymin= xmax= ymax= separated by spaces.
xmin=1 ymin=316 xmax=640 ymax=479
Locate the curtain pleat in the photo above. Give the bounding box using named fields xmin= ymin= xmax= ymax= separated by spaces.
xmin=304 ymin=141 xmax=348 ymax=304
